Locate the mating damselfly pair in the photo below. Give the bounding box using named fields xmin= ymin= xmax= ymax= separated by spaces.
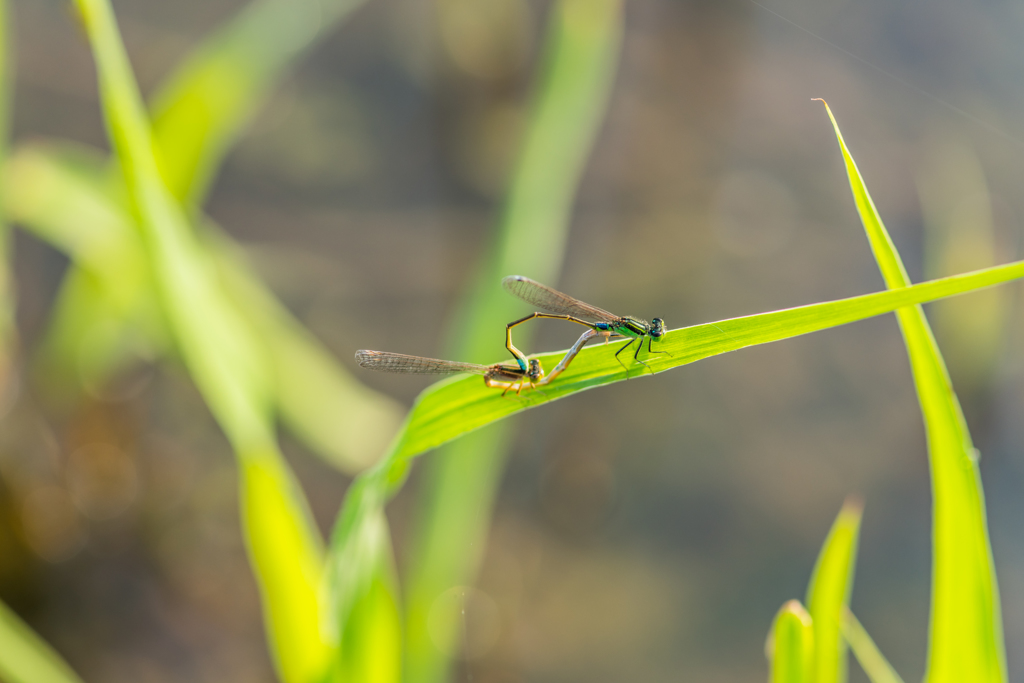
xmin=355 ymin=276 xmax=669 ymax=395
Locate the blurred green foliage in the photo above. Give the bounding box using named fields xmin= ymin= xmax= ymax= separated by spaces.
xmin=842 ymin=610 xmax=906 ymax=683
xmin=0 ymin=599 xmax=84 ymax=683
xmin=768 ymin=601 xmax=814 ymax=683
xmin=69 ymin=0 xmax=330 ymax=680
xmin=405 ymin=1 xmax=624 ymax=680
xmin=0 ymin=1 xmax=1022 ymax=682
xmin=806 ymin=497 xmax=862 ymax=683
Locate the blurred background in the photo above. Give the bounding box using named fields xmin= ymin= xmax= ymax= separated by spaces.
xmin=5 ymin=0 xmax=1024 ymax=681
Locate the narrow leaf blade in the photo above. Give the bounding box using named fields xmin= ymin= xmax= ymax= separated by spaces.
xmin=768 ymin=600 xmax=815 ymax=683
xmin=0 ymin=600 xmax=85 ymax=683
xmin=819 ymin=99 xmax=1006 ymax=682
xmin=842 ymin=609 xmax=906 ymax=683
xmin=377 ymin=259 xmax=1024 ymax=465
xmin=805 ymin=497 xmax=863 ymax=683
xmin=69 ymin=2 xmax=330 ymax=680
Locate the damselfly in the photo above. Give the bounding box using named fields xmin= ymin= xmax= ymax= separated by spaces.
xmin=503 ymin=275 xmax=668 ymax=375
xmin=355 ymin=329 xmax=595 ymax=395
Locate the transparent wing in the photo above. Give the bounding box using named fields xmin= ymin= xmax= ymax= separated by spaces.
xmin=502 ymin=275 xmax=618 ymax=323
xmin=355 ymin=350 xmax=487 ymax=375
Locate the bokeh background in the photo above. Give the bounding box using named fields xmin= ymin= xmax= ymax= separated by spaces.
xmin=6 ymin=0 xmax=1024 ymax=681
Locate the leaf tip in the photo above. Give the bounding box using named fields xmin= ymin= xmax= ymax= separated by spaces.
xmin=840 ymin=494 xmax=864 ymax=520
xmin=780 ymin=599 xmax=812 ymax=621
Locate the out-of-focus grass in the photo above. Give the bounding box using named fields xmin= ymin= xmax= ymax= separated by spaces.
xmin=5 ymin=140 xmax=403 ymax=472
xmin=0 ymin=599 xmax=84 ymax=683
xmin=842 ymin=610 xmax=906 ymax=683
xmin=9 ymin=0 xmax=399 ymax=472
xmin=403 ymin=1 xmax=624 ymax=680
xmin=768 ymin=497 xmax=890 ymax=683
xmin=5 ymin=0 xmax=1020 ymax=678
xmin=69 ymin=1 xmax=333 ymax=681
xmin=767 ymin=601 xmax=814 ymax=683
xmin=806 ymin=497 xmax=862 ymax=683
xmin=820 ymin=101 xmax=1006 ymax=682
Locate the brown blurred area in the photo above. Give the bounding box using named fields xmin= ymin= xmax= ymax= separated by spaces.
xmin=7 ymin=0 xmax=1024 ymax=681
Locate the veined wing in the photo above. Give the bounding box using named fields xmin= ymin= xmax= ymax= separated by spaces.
xmin=502 ymin=275 xmax=618 ymax=323
xmin=355 ymin=350 xmax=488 ymax=375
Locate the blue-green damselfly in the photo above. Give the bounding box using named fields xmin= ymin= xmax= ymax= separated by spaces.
xmin=503 ymin=275 xmax=668 ymax=376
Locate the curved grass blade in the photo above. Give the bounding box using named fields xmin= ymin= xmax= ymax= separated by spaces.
xmin=16 ymin=0 xmax=382 ymax=453
xmin=69 ymin=2 xmax=330 ymax=680
xmin=402 ymin=2 xmax=624 ymax=681
xmin=842 ymin=609 xmax=906 ymax=683
xmin=0 ymin=599 xmax=85 ymax=683
xmin=818 ymin=100 xmax=1006 ymax=683
xmin=322 ymin=495 xmax=401 ymax=683
xmin=805 ymin=497 xmax=863 ymax=683
xmin=767 ymin=600 xmax=814 ymax=683
xmin=383 ymin=259 xmax=1024 ymax=464
xmin=327 ymin=255 xmax=1024 ymax=679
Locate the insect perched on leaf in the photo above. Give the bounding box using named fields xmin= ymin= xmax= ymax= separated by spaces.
xmin=503 ymin=275 xmax=668 ymax=376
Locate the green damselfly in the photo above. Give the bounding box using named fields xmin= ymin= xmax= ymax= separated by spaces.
xmin=503 ymin=275 xmax=668 ymax=376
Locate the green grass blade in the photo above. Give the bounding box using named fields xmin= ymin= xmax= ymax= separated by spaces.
xmin=69 ymin=2 xmax=329 ymax=680
xmin=0 ymin=599 xmax=85 ymax=683
xmin=239 ymin=451 xmax=332 ymax=682
xmin=3 ymin=144 xmax=141 ymax=272
xmin=330 ymin=506 xmax=402 ymax=683
xmin=149 ymin=0 xmax=367 ymax=205
xmin=403 ymin=1 xmax=624 ymax=680
xmin=842 ymin=609 xmax=906 ymax=683
xmin=325 ymin=255 xmax=1024 ymax=675
xmin=768 ymin=600 xmax=814 ymax=683
xmin=5 ymin=142 xmax=402 ymax=471
xmin=805 ymin=497 xmax=863 ymax=683
xmin=818 ymin=100 xmax=1006 ymax=682
xmin=375 ymin=258 xmax=1024 ymax=464
xmin=14 ymin=0 xmax=381 ymax=450
xmin=337 ymin=572 xmax=402 ymax=683
xmin=322 ymin=470 xmax=403 ymax=673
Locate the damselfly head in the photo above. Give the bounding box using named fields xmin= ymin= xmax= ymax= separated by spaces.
xmin=528 ymin=358 xmax=544 ymax=381
xmin=650 ymin=318 xmax=666 ymax=338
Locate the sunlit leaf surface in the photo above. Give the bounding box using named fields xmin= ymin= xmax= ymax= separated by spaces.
xmin=805 ymin=497 xmax=863 ymax=683
xmin=819 ymin=100 xmax=1006 ymax=683
xmin=69 ymin=1 xmax=330 ymax=680
xmin=768 ymin=600 xmax=814 ymax=683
